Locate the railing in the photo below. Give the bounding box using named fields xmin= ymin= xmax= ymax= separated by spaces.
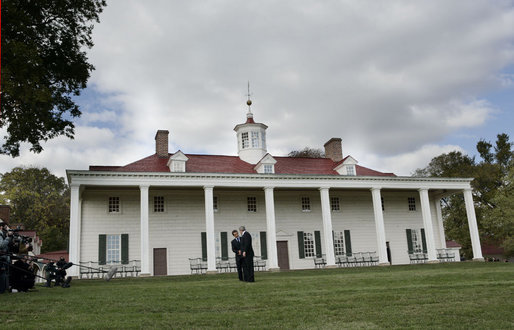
xmin=79 ymin=260 xmax=141 ymax=279
xmin=189 ymin=256 xmax=267 ymax=274
xmin=408 ymin=253 xmax=427 ymax=264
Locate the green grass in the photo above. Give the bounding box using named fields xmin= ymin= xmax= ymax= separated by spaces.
xmin=1 ymin=262 xmax=513 ymax=329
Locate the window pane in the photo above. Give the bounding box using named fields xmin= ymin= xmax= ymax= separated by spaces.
xmin=154 ymin=196 xmax=164 ymax=212
xmin=334 ymin=231 xmax=345 ymax=256
xmin=241 ymin=132 xmax=249 ymax=149
xmin=251 ymin=132 xmax=259 ymax=148
xmin=108 ymin=197 xmax=120 ymax=213
xmin=408 ymin=197 xmax=416 ymax=211
xmin=106 ymin=235 xmax=120 ymax=264
xmin=301 ymin=197 xmax=310 ymax=211
xmin=247 ymin=197 xmax=256 ymax=212
xmin=304 ymin=232 xmax=315 ymax=257
xmin=330 ymin=197 xmax=340 ymax=211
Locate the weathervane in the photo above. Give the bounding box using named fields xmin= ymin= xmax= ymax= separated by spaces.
xmin=246 ymin=81 xmax=252 ymax=111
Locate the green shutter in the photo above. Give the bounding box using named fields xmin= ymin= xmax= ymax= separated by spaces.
xmin=221 ymin=232 xmax=228 ymax=260
xmin=314 ymin=231 xmax=322 ymax=258
xmin=406 ymin=229 xmax=413 ymax=254
xmin=298 ymin=231 xmax=305 ymax=259
xmin=98 ymin=234 xmax=106 ymax=265
xmin=201 ymin=232 xmax=207 ymax=261
xmin=420 ymin=228 xmax=427 ymax=253
xmin=121 ymin=234 xmax=129 ymax=264
xmin=260 ymin=231 xmax=267 ymax=260
xmin=344 ymin=230 xmax=352 ymax=256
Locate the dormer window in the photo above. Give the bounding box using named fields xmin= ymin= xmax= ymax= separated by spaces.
xmin=167 ymin=150 xmax=189 ymax=173
xmin=334 ymin=156 xmax=358 ymax=176
xmin=254 ymin=153 xmax=277 ymax=174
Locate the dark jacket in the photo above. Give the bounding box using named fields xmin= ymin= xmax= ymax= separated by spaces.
xmin=240 ymin=231 xmax=254 ymax=258
xmin=231 ymin=238 xmax=242 ymax=260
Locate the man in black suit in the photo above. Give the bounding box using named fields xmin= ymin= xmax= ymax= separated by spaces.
xmin=239 ymin=226 xmax=254 ymax=282
xmin=231 ymin=229 xmax=244 ymax=281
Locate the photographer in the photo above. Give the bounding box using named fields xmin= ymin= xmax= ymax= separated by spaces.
xmin=0 ymin=220 xmax=13 ymax=294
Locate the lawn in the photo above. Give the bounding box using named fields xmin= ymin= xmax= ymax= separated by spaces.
xmin=1 ymin=262 xmax=513 ymax=329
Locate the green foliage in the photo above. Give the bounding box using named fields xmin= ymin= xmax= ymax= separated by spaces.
xmin=1 ymin=263 xmax=513 ymax=328
xmin=414 ymin=134 xmax=514 ymax=259
xmin=0 ymin=0 xmax=107 ymax=157
xmin=503 ymin=236 xmax=514 ymax=258
xmin=0 ymin=167 xmax=70 ymax=252
xmin=288 ymin=147 xmax=325 ymax=158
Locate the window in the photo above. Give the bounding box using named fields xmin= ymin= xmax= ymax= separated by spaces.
xmin=247 ymin=197 xmax=256 ymax=212
xmin=154 ymin=196 xmax=164 ymax=212
xmin=301 ymin=197 xmax=311 ymax=211
xmin=303 ymin=232 xmax=315 ymax=257
xmin=333 ymin=231 xmax=345 ymax=256
xmin=108 ymin=197 xmax=120 ymax=213
xmin=251 ymin=131 xmax=259 ymax=148
xmin=261 ymin=132 xmax=266 ymax=149
xmin=408 ymin=197 xmax=416 ymax=211
xmin=381 ymin=197 xmax=385 ymax=211
xmin=409 ymin=229 xmax=423 ymax=253
xmin=264 ymin=164 xmax=273 ymax=174
xmin=213 ymin=196 xmax=218 ymax=212
xmin=241 ymin=132 xmax=249 ymax=149
xmin=106 ymin=235 xmax=120 ymax=264
xmin=346 ymin=165 xmax=355 ymax=175
xmin=330 ymin=197 xmax=340 ymax=211
xmin=172 ymin=161 xmax=185 ymax=172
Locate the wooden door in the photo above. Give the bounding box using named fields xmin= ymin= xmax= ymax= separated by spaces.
xmin=277 ymin=241 xmax=290 ymax=270
xmin=153 ymin=248 xmax=167 ymax=276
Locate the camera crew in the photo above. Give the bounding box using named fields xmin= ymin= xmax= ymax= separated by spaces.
xmin=0 ymin=220 xmax=13 ymax=294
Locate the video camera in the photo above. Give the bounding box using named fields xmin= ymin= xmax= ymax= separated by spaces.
xmin=8 ymin=227 xmax=33 ymax=253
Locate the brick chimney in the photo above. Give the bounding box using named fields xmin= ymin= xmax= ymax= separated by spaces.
xmin=155 ymin=130 xmax=169 ymax=158
xmin=0 ymin=205 xmax=11 ymax=224
xmin=324 ymin=138 xmax=343 ymax=162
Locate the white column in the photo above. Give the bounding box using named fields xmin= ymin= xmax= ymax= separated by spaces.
xmin=463 ymin=188 xmax=484 ymax=261
xmin=319 ymin=187 xmax=336 ymax=267
xmin=434 ymin=198 xmax=446 ymax=249
xmin=68 ymin=184 xmax=80 ymax=277
xmin=371 ymin=188 xmax=389 ymax=265
xmin=419 ymin=189 xmax=438 ymax=262
xmin=264 ymin=187 xmax=279 ymax=270
xmin=204 ymin=186 xmax=217 ymax=273
xmin=140 ymin=185 xmax=150 ymax=275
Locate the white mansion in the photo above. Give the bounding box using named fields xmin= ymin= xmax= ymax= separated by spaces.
xmin=67 ymin=106 xmax=484 ymax=277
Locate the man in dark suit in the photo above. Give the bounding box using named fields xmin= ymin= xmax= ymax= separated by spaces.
xmin=239 ymin=226 xmax=254 ymax=282
xmin=231 ymin=229 xmax=244 ymax=281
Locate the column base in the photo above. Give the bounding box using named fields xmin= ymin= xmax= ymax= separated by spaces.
xmin=268 ymin=267 xmax=281 ymax=272
xmin=427 ymin=259 xmax=440 ymax=264
xmin=139 ymin=273 xmax=152 ymax=277
xmin=378 ymin=262 xmax=391 ymax=267
xmin=472 ymin=257 xmax=485 ymax=262
xmin=325 ymin=264 xmax=338 ymax=269
xmin=206 ymin=270 xmax=218 ymax=275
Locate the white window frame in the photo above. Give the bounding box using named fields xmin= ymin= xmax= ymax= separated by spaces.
xmin=408 ymin=197 xmax=416 ymax=211
xmin=241 ymin=132 xmax=249 ymax=149
xmin=171 ymin=161 xmax=185 ymax=172
xmin=301 ymin=197 xmax=311 ymax=212
xmin=304 ymin=232 xmax=315 ymax=258
xmin=346 ymin=165 xmax=355 ymax=175
xmin=106 ymin=234 xmax=121 ymax=264
xmin=108 ymin=197 xmax=120 ymax=214
xmin=409 ymin=229 xmax=423 ymax=253
xmin=213 ymin=196 xmax=218 ymax=212
xmin=330 ymin=197 xmax=340 ymax=211
xmin=263 ymin=164 xmax=274 ymax=174
xmin=247 ymin=197 xmax=257 ymax=212
xmin=333 ymin=231 xmax=345 ymax=256
xmin=153 ymin=196 xmax=165 ymax=213
xmin=251 ymin=131 xmax=260 ymax=148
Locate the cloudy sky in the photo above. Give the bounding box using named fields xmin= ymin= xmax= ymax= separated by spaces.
xmin=2 ymin=0 xmax=514 ymax=178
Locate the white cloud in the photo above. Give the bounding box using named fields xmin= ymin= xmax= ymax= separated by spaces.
xmin=2 ymin=0 xmax=514 ymax=178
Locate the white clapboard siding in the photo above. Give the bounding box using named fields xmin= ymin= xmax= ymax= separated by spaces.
xmin=79 ymin=187 xmax=452 ymax=275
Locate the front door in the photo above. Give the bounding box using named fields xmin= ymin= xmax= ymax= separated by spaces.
xmin=153 ymin=248 xmax=167 ymax=276
xmin=277 ymin=241 xmax=290 ymax=270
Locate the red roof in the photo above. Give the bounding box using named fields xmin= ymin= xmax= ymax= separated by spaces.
xmin=446 ymin=240 xmax=462 ymax=248
xmin=90 ymin=153 xmax=396 ymax=177
xmin=36 ymin=250 xmax=69 ymax=264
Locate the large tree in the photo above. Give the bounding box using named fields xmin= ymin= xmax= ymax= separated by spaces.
xmin=0 ymin=167 xmax=70 ymax=252
xmin=288 ymin=147 xmax=325 ymax=158
xmin=1 ymin=0 xmax=106 ymax=157
xmin=414 ymin=134 xmax=513 ymax=258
